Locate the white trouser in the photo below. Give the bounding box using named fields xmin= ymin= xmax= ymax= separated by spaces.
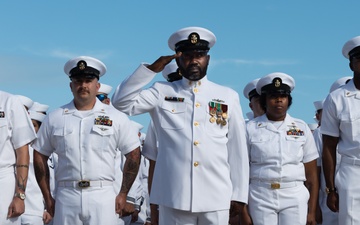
xmin=120 ymin=215 xmax=130 ymax=225
xmin=336 ymin=157 xmax=360 ymax=225
xmin=248 ymin=181 xmax=309 ymax=225
xmin=20 ymin=214 xmax=43 ymax=225
xmin=53 ymin=185 xmax=117 ymax=225
xmin=0 ymin=169 xmax=19 ymax=225
xmin=159 ymin=205 xmax=229 ymax=225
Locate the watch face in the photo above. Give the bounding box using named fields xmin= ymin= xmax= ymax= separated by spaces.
xmin=15 ymin=193 xmax=26 ymax=200
xmin=19 ymin=193 xmax=26 ymax=200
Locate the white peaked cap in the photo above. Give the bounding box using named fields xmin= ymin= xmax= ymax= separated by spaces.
xmin=64 ymin=56 xmax=106 ymax=78
xmin=29 ymin=111 xmax=46 ymax=122
xmin=313 ymin=100 xmax=324 ymax=111
xmin=17 ymin=95 xmax=34 ymax=109
xmin=162 ymin=63 xmax=178 ymax=80
xmin=329 ymin=76 xmax=352 ymax=93
xmin=98 ymin=83 xmax=113 ymax=95
xmin=243 ymin=78 xmax=260 ymax=99
xmin=168 ymin=26 xmax=216 ymax=51
xmin=30 ymin=102 xmax=49 ymax=113
xmin=342 ymin=36 xmax=360 ymax=59
xmin=256 ymin=72 xmax=295 ymax=95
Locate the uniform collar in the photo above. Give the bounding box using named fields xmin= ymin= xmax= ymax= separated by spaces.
xmin=256 ymin=113 xmax=296 ymax=131
xmin=342 ymin=79 xmax=360 ymax=99
xmin=181 ymin=75 xmax=208 ymax=89
xmin=63 ymin=98 xmax=108 ymax=115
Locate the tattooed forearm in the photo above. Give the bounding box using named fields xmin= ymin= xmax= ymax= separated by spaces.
xmin=17 ymin=175 xmax=28 ymax=192
xmin=120 ymin=147 xmax=141 ymax=193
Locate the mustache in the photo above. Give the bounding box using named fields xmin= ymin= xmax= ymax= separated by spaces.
xmin=77 ymin=87 xmax=90 ymax=94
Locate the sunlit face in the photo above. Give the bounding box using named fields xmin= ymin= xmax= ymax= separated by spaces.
xmin=70 ymin=77 xmax=100 ymax=103
xmin=176 ymin=50 xmax=210 ymax=81
xmin=265 ymin=93 xmax=289 ymax=121
xmin=32 ymin=120 xmax=40 ymax=133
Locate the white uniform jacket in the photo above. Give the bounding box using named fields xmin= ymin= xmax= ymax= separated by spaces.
xmin=246 ymin=113 xmax=318 ymax=182
xmin=112 ymin=64 xmax=249 ymax=212
xmin=321 ymin=79 xmax=360 ymax=158
xmin=32 ymin=99 xmax=140 ymax=182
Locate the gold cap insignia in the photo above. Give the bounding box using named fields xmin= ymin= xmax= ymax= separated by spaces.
xmin=273 ymin=78 xmax=282 ymax=88
xmin=189 ymin=32 xmax=199 ymax=44
xmin=77 ymin=60 xmax=87 ymax=70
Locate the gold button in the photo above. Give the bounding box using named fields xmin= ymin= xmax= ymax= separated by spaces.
xmin=194 ymin=161 xmax=199 ymax=167
xmin=194 ymin=122 xmax=199 ymax=126
xmin=195 ymin=102 xmax=201 ymax=107
xmin=172 ymin=109 xmax=175 ymax=113
xmin=193 ymin=88 xmax=198 ymax=93
xmin=194 ymin=141 xmax=199 ymax=146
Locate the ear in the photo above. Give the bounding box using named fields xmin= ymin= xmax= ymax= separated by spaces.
xmin=349 ymin=61 xmax=354 ymax=71
xmin=96 ymin=81 xmax=100 ymax=91
xmin=249 ymin=102 xmax=253 ymax=110
xmin=69 ymin=82 xmax=73 ymax=92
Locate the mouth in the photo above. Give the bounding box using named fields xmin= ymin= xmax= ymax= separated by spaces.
xmin=188 ymin=66 xmax=200 ymax=73
xmin=274 ymin=105 xmax=284 ymax=110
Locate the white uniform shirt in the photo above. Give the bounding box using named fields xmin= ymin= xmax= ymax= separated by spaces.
xmin=112 ymin=64 xmax=249 ymax=212
xmin=32 ymin=99 xmax=140 ymax=182
xmin=0 ymin=91 xmax=36 ymax=172
xmin=321 ymin=79 xmax=360 ymax=159
xmin=246 ymin=114 xmax=318 ymax=182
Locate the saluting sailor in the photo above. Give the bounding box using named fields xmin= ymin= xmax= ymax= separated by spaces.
xmin=244 ymin=72 xmax=319 ymax=225
xmin=32 ymin=56 xmax=141 ymax=225
xmin=111 ymin=26 xmax=249 ymax=225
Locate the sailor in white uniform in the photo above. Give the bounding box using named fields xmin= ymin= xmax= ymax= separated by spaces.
xmin=32 ymin=56 xmax=141 ymax=225
xmin=322 ymin=36 xmax=360 ymax=224
xmin=245 ymin=72 xmax=319 ymax=225
xmin=0 ymin=91 xmax=36 ymax=225
xmin=112 ymin=26 xmax=249 ymax=225
xmin=243 ymin=78 xmax=264 ymax=119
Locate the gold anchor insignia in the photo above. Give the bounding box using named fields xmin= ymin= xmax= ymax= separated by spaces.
xmin=274 ymin=79 xmax=281 ymax=88
xmin=78 ymin=61 xmax=86 ymax=70
xmin=190 ymin=34 xmax=198 ymax=44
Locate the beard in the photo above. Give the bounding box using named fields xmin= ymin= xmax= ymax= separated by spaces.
xmin=180 ymin=64 xmax=207 ymax=81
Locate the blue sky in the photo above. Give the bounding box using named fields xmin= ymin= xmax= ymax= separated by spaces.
xmin=1 ymin=1 xmax=359 ymax=131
